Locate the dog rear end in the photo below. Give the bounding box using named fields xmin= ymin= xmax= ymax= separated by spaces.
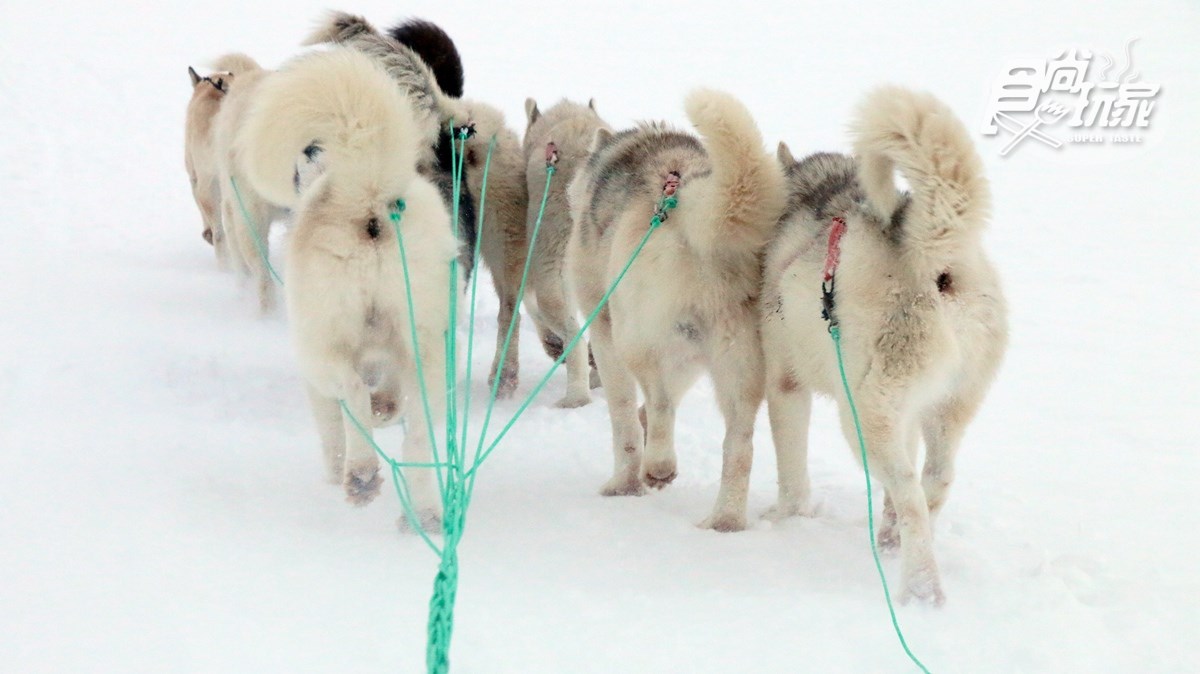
xmin=237 ymin=48 xmax=455 ymax=526
xmin=763 ymin=87 xmax=1006 ymax=605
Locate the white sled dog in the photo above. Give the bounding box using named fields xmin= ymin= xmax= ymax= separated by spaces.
xmin=306 ymin=12 xmax=530 ymax=398
xmin=237 ymin=48 xmax=456 ymax=527
xmin=567 ymin=90 xmax=786 ymax=531
xmin=761 ymin=87 xmax=1008 ymax=603
xmin=184 ymin=54 xmax=258 ymax=268
xmin=524 ymin=98 xmax=611 ymax=408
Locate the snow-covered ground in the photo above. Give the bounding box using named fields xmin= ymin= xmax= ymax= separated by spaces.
xmin=1 ymin=1 xmax=1197 ymax=672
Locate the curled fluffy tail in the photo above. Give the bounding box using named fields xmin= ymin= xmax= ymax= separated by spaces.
xmin=853 ymin=86 xmax=990 ymax=251
xmin=210 ymin=52 xmax=261 ymax=75
xmin=235 ymin=48 xmax=421 ymax=207
xmin=684 ymin=89 xmax=786 ymax=249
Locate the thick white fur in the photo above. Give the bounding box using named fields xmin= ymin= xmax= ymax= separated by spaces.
xmin=761 ymin=87 xmax=1007 ymax=603
xmin=567 ymin=89 xmax=785 ymax=531
xmin=237 ymin=48 xmax=457 ymax=525
xmin=854 ymin=86 xmax=991 ymax=278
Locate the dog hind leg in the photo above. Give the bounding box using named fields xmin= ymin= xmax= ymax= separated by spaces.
xmin=841 ymin=404 xmax=943 ymax=605
xmin=306 ymin=384 xmax=346 ymax=485
xmin=763 ymin=366 xmax=813 ymax=521
xmin=593 ymin=323 xmax=645 ymax=496
xmin=339 ymin=380 xmax=383 ymax=506
xmin=700 ymin=329 xmax=763 ymax=532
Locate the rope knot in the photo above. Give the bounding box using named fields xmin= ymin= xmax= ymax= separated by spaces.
xmin=821 ymin=216 xmax=848 ymax=330
xmin=545 ymin=141 xmax=559 ymax=168
xmin=650 ymin=172 xmax=682 ymax=228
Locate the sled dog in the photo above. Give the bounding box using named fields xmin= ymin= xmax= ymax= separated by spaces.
xmin=567 ymin=90 xmax=786 ymax=530
xmin=761 ymin=87 xmax=1008 ymax=603
xmin=237 ymin=48 xmax=456 ymax=528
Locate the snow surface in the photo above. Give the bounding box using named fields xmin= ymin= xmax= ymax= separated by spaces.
xmin=1 ymin=1 xmax=1197 ymax=672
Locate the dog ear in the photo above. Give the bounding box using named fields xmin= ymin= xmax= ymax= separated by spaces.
xmin=776 ymin=141 xmax=795 ymax=165
xmin=589 ymin=127 xmax=613 ymax=153
xmin=525 ymin=98 xmax=540 ymax=126
xmin=188 ymin=66 xmax=201 ymax=87
xmin=588 ymin=97 xmax=598 ymax=112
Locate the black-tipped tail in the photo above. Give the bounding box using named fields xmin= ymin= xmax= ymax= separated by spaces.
xmin=387 ymin=19 xmax=464 ymax=97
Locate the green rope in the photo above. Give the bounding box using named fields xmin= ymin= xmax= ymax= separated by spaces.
xmin=389 ymin=199 xmax=447 ymax=500
xmin=831 ymin=325 xmax=932 ymax=674
xmin=458 ymin=135 xmax=497 ymax=465
xmin=228 ymin=176 xmax=283 ymax=285
xmin=349 ymin=126 xmax=664 ymax=672
xmin=338 ymin=399 xmax=443 ymax=556
xmin=467 ymin=163 xmax=556 ymax=481
xmin=465 ymin=190 xmax=677 ymax=485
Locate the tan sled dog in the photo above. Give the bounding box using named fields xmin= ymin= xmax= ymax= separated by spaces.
xmin=184 ymin=54 xmax=258 ymax=268
xmin=761 ymin=87 xmax=1008 ymax=603
xmin=524 ymin=98 xmax=611 ymax=407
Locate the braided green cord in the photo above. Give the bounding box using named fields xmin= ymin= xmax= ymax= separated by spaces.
xmin=831 ymin=326 xmax=933 ymax=674
xmin=228 ymin=176 xmax=283 ymax=286
xmin=424 ymin=125 xmax=472 ymax=674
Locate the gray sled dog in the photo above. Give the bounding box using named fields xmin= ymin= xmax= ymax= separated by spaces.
xmin=761 ymin=86 xmax=1008 ymax=603
xmin=209 ymin=55 xmax=286 ymax=312
xmin=523 ymin=98 xmax=612 ymax=408
xmin=184 ymin=54 xmax=258 ymax=269
xmin=567 ymin=90 xmax=786 ymax=531
xmin=237 ymin=48 xmax=456 ymax=527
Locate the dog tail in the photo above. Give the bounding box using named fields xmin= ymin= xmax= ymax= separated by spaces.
xmin=684 ymin=89 xmax=786 ymax=253
xmin=387 ymin=19 xmax=464 ymax=98
xmin=301 ymin=10 xmax=378 ymax=47
xmin=852 ymin=86 xmax=990 ymax=270
xmin=236 ymin=48 xmax=422 ymax=208
xmin=210 ymin=52 xmax=261 ymax=75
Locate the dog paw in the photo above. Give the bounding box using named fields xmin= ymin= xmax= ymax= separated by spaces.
xmin=555 ymin=391 xmax=591 ymax=409
xmin=762 ymin=499 xmax=814 ymax=522
xmin=700 ymin=511 xmax=747 ymax=533
xmin=599 ymin=474 xmax=645 ymax=497
xmin=370 ymin=394 xmax=399 ymax=425
xmin=343 ymin=465 xmax=383 ymax=506
xmin=876 ymin=521 xmax=902 ymax=553
xmin=488 ymin=367 xmax=519 ymax=400
xmin=398 ymin=508 xmax=443 ymax=535
xmin=641 ymin=458 xmax=677 ymax=489
xmin=899 ymin=567 xmax=945 ymax=607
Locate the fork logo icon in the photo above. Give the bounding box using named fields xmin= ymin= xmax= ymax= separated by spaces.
xmin=982 ymin=39 xmax=1161 ymax=156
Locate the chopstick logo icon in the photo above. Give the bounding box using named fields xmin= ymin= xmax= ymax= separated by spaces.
xmin=995 ymin=102 xmax=1068 ymax=155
